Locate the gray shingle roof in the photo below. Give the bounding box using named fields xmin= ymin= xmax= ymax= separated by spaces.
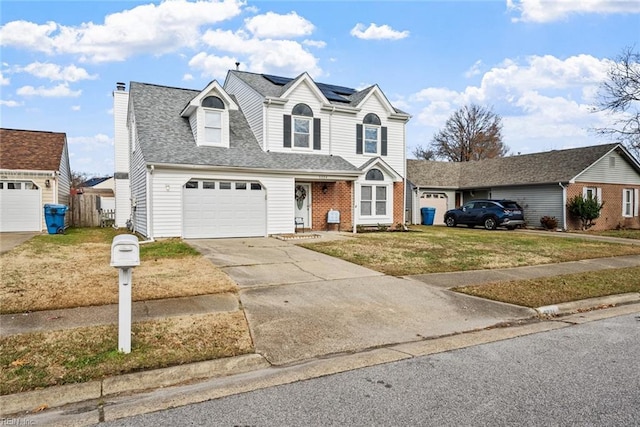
xmin=408 ymin=143 xmax=626 ymax=189
xmin=129 ymin=81 xmax=360 ymax=174
xmin=227 ymin=70 xmax=408 ymax=114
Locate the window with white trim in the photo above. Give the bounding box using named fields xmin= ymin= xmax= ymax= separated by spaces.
xmin=202 ymin=96 xmax=224 ymax=146
xmin=622 ymin=188 xmax=638 ymax=217
xmin=363 ymin=113 xmax=381 ymax=155
xmin=360 ymin=168 xmax=388 ymax=217
xmin=583 ymin=186 xmax=601 ymax=202
xmin=292 ymin=103 xmax=313 ymax=149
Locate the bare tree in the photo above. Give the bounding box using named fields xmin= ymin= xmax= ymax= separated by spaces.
xmin=596 ymin=46 xmax=640 ymax=155
xmin=411 ymin=145 xmax=435 ymax=160
xmin=71 ymin=171 xmax=89 ymax=189
xmin=430 ymin=104 xmax=508 ymax=162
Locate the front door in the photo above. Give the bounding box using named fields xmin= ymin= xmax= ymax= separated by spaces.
xmin=294 ymin=183 xmax=311 ymax=230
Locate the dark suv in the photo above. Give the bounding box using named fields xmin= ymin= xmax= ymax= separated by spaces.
xmin=444 ymin=199 xmax=525 ymax=230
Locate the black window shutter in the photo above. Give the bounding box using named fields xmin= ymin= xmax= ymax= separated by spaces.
xmin=313 ymin=118 xmax=321 ymax=150
xmin=283 ymin=115 xmax=291 ymax=148
xmin=356 ymin=124 xmax=363 ymax=154
xmin=381 ymin=126 xmax=388 ymax=156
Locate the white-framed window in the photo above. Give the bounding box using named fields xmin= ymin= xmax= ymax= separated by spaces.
xmin=202 ymin=96 xmax=225 ymax=146
xmin=583 ymin=186 xmax=601 ymax=202
xmin=622 ymin=188 xmax=639 ymax=217
xmin=291 ymin=103 xmax=313 ymax=149
xmin=363 ymin=113 xmax=381 ymax=155
xmin=360 ymin=168 xmax=389 ymax=217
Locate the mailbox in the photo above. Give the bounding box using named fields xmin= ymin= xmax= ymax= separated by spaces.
xmin=110 ymin=234 xmax=140 ymax=268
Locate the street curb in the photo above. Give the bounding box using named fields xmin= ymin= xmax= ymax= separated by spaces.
xmin=0 ymin=354 xmax=268 ymax=417
xmin=536 ymin=293 xmax=640 ymax=316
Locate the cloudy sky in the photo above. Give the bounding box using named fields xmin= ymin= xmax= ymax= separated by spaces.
xmin=1 ymin=0 xmax=638 ymax=177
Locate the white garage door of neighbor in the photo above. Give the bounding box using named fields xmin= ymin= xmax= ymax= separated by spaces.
xmin=0 ymin=181 xmax=42 ymax=232
xmin=183 ymin=180 xmax=266 ymax=238
xmin=419 ymin=192 xmax=448 ymax=225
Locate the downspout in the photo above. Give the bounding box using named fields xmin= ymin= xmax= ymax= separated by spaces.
xmin=352 ymin=181 xmax=357 ymax=234
xmin=264 ymin=99 xmax=270 ymax=152
xmin=559 ymin=182 xmax=567 ymax=231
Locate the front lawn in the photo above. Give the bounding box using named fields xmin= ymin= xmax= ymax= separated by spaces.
xmin=454 ymin=266 xmax=640 ymax=308
xmin=300 ymin=226 xmax=640 ymax=276
xmin=0 ymin=227 xmax=237 ymax=314
xmin=581 ymin=229 xmax=640 ymax=240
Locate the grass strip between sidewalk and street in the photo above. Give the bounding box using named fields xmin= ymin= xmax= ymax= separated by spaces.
xmin=0 ymin=311 xmax=253 ymax=396
xmin=453 ymin=266 xmax=640 ymax=308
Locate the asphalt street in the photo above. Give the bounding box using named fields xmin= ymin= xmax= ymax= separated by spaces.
xmin=103 ymin=312 xmax=640 ymax=427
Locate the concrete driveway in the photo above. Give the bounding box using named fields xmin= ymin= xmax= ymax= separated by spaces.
xmin=0 ymin=232 xmax=38 ymax=254
xmin=187 ymin=237 xmax=535 ymax=366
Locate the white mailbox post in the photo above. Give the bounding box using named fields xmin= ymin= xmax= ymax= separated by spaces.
xmin=110 ymin=234 xmax=140 ymax=354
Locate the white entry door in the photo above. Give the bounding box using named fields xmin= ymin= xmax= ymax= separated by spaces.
xmin=294 ymin=183 xmax=311 ymax=229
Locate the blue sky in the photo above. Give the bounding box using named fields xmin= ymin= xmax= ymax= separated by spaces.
xmin=1 ymin=0 xmax=639 ymax=177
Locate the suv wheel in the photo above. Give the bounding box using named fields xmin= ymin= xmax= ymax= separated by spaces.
xmin=445 ymin=216 xmax=456 ymax=227
xmin=483 ymin=216 xmax=498 ymax=230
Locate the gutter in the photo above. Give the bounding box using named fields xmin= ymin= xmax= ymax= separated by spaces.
xmin=146 ymin=162 xmax=363 ymax=179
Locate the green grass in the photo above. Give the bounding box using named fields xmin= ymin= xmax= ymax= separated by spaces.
xmin=582 ymin=229 xmax=640 ymax=240
xmin=454 ymin=266 xmax=640 ymax=308
xmin=301 ymin=226 xmax=640 ymax=275
xmin=140 ymin=238 xmax=200 ymax=259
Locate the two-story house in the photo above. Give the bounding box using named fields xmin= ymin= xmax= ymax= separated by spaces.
xmin=113 ymin=70 xmax=410 ymax=239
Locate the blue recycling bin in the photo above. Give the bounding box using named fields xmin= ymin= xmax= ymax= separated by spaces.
xmin=420 ymin=207 xmax=436 ymax=226
xmin=44 ymin=204 xmax=68 ymax=234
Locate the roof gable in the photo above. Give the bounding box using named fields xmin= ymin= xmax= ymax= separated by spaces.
xmin=180 ymin=80 xmax=238 ymax=117
xmin=0 ymin=128 xmax=67 ymax=172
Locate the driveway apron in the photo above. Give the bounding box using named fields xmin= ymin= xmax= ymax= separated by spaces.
xmin=187 ymin=237 xmax=535 ymax=366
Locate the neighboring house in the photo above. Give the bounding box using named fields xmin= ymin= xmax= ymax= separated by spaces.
xmin=113 ymin=70 xmax=410 ymax=239
xmin=0 ymin=128 xmax=72 ymax=232
xmin=80 ymin=176 xmax=116 ymax=212
xmin=407 ymin=143 xmax=640 ymax=230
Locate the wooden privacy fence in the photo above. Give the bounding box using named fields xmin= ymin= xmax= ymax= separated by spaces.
xmin=69 ymin=193 xmax=115 ymax=227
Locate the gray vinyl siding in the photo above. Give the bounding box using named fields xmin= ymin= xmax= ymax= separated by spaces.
xmin=57 ymin=143 xmax=71 ymax=210
xmin=130 ymin=127 xmax=148 ymax=237
xmin=575 ymin=151 xmax=640 ymax=184
xmin=491 ymin=185 xmax=563 ymax=227
xmin=224 ymin=73 xmax=265 ymax=148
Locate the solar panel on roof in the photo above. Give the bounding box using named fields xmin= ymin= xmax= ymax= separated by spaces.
xmin=262 ymin=74 xmax=293 ymax=86
xmin=317 ymin=82 xmax=356 ymax=95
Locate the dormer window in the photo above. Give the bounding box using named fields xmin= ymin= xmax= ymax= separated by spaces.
xmin=202 ymin=96 xmax=225 ymax=145
xmin=356 ymin=114 xmax=387 ymax=156
xmin=284 ymin=103 xmax=321 ymax=150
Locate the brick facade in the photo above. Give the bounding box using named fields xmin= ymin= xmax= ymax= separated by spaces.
xmin=308 ymin=180 xmax=405 ymax=231
xmin=566 ymin=182 xmax=640 ymax=230
xmin=310 ymin=181 xmax=353 ymax=231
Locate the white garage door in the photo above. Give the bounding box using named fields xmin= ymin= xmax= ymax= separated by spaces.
xmin=0 ymin=181 xmax=42 ymax=232
xmin=183 ymin=180 xmax=266 ymax=238
xmin=419 ymin=192 xmax=448 ymax=225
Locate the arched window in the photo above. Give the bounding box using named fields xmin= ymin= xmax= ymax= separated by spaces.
xmin=292 ymin=103 xmax=313 ymax=117
xmin=365 ymin=168 xmax=384 ymax=181
xmin=202 ymin=96 xmax=225 ymax=109
xmin=291 ymin=103 xmax=314 ymax=148
xmin=363 ymin=113 xmax=380 ymax=125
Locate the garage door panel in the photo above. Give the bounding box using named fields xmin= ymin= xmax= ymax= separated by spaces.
xmin=183 ymin=180 xmax=266 ymax=239
xmin=0 ymin=182 xmax=42 ymax=232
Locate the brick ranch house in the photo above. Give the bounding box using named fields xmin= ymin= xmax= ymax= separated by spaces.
xmin=407 ymin=143 xmax=640 ymax=231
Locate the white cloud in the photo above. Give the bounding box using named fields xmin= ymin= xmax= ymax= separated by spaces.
xmin=0 ymin=99 xmax=22 ymax=107
xmin=465 ymin=60 xmax=484 ymax=78
xmin=71 ymin=105 xmax=81 ymax=111
xmin=200 ymin=29 xmax=321 ymax=76
xmin=183 ymin=73 xmax=194 ymax=81
xmin=0 ymin=72 xmax=9 ymax=85
xmin=350 ymin=23 xmax=409 ymax=40
xmin=188 ymin=52 xmax=238 ymax=79
xmin=407 ymin=53 xmax=622 ymax=156
xmin=507 ymin=0 xmax=640 ymax=23
xmin=244 ymin=12 xmax=314 ymax=38
xmin=0 ymin=0 xmax=244 ymax=63
xmin=16 ymin=83 xmax=82 ymax=97
xmin=67 ymin=133 xmax=113 ymax=149
xmin=303 ymin=39 xmax=326 ymax=48
xmin=20 ymin=62 xmax=98 ymax=82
